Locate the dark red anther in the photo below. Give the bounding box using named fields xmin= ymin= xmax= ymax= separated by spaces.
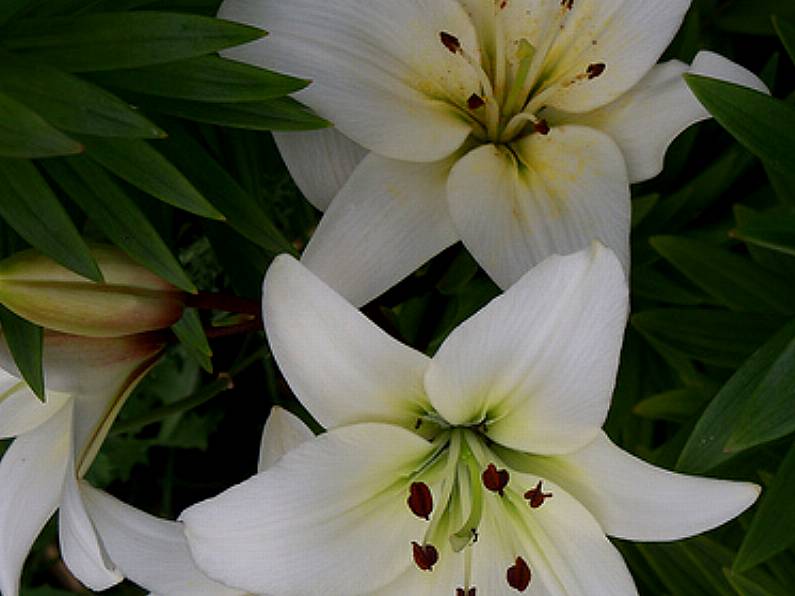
xmin=586 ymin=62 xmax=606 ymax=79
xmin=506 ymin=557 xmax=532 ymax=591
xmin=561 ymin=0 xmax=574 ymax=9
xmin=482 ymin=463 xmax=510 ymax=496
xmin=457 ymin=588 xmax=477 ymax=596
xmin=533 ymin=120 xmax=551 ymax=135
xmin=524 ymin=481 xmax=553 ymax=508
xmin=412 ymin=542 xmax=439 ymax=571
xmin=440 ymin=32 xmax=462 ymax=54
xmin=408 ymin=482 xmax=433 ymax=520
xmin=467 ymin=94 xmax=486 ymax=110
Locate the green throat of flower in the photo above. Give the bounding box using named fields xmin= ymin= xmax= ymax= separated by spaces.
xmin=438 ymin=0 xmax=606 ymax=145
xmin=405 ymin=426 xmax=553 ymax=593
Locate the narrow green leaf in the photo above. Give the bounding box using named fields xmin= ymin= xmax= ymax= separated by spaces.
xmin=0 ymin=51 xmax=164 ymax=139
xmin=79 ymin=136 xmax=223 ymax=220
xmin=725 ymin=333 xmax=795 ymax=452
xmin=685 ymin=75 xmax=795 ymax=175
xmin=154 ymin=122 xmax=296 ymax=255
xmin=129 ymin=94 xmax=329 ymax=131
xmin=41 ymin=158 xmax=196 ymax=292
xmin=735 ymin=440 xmax=795 ymax=571
xmin=632 ymin=266 xmax=707 ymax=306
xmin=732 ymin=212 xmax=795 ymax=257
xmin=0 ymin=158 xmax=101 ymax=281
xmin=633 ymin=388 xmax=711 ymax=423
xmin=651 ymin=236 xmax=795 ymax=315
xmin=677 ymin=320 xmax=795 ymax=473
xmin=717 ymin=0 xmax=795 ymax=35
xmin=0 ymin=305 xmax=44 ymax=401
xmin=773 ymin=16 xmax=795 ymax=65
xmin=92 ymin=55 xmax=307 ymax=103
xmin=172 ymin=308 xmax=212 ymax=373
xmin=0 ymin=92 xmax=82 ymax=158
xmin=725 ymin=570 xmax=791 ymax=596
xmin=632 ymin=309 xmax=782 ymax=368
xmin=631 ymin=194 xmax=659 ymax=229
xmin=1 ymin=12 xmax=265 ymax=72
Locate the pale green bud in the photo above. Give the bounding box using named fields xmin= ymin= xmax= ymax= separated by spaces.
xmin=0 ymin=246 xmax=185 ymax=337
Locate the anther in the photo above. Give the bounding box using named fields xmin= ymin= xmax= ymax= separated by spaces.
xmin=506 ymin=557 xmax=532 ymax=591
xmin=457 ymin=588 xmax=477 ymax=596
xmin=440 ymin=32 xmax=462 ymax=54
xmin=533 ymin=120 xmax=550 ymax=135
xmin=467 ymin=94 xmax=486 ymax=110
xmin=482 ymin=463 xmax=510 ymax=496
xmin=561 ymin=0 xmax=574 ymax=10
xmin=587 ymin=62 xmax=606 ymax=79
xmin=408 ymin=482 xmax=434 ymax=520
xmin=524 ymin=481 xmax=553 ymax=508
xmin=412 ymin=541 xmax=439 ymax=571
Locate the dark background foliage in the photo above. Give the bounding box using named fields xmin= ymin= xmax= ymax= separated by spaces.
xmin=0 ymin=0 xmax=794 ymax=593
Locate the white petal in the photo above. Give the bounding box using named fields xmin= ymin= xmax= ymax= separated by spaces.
xmin=219 ymin=0 xmax=478 ymax=162
xmin=425 ymin=244 xmax=628 ymax=455
xmin=520 ymin=432 xmax=761 ymax=542
xmin=0 ymin=381 xmax=70 ymax=439
xmin=258 ymin=406 xmax=315 ymax=472
xmin=81 ymin=484 xmax=245 ymax=596
xmin=301 ymin=154 xmax=458 ymax=307
xmin=566 ymin=51 xmax=769 ymax=183
xmin=0 ymin=402 xmax=72 ymax=596
xmin=447 ymin=127 xmax=630 ymax=290
xmin=59 ymin=461 xmax=122 ymax=590
xmin=273 ymin=129 xmax=367 ymax=211
xmin=541 ymin=0 xmax=691 ymax=113
xmin=182 ymin=423 xmax=434 ymax=596
xmin=264 ymin=255 xmax=432 ymax=431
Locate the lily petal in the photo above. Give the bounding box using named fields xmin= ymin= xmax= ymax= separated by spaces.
xmin=517 ymin=432 xmax=761 ymax=542
xmin=273 ymin=129 xmax=367 ymax=211
xmin=302 ymin=154 xmax=458 ymax=307
xmin=264 ymin=255 xmax=432 ymax=430
xmin=0 ymin=380 xmax=70 ymax=438
xmin=425 ymin=244 xmax=627 ymax=455
xmin=81 ymin=484 xmax=245 ymax=596
xmin=258 ymin=406 xmax=315 ymax=472
xmin=219 ymin=0 xmax=478 ymax=162
xmin=182 ymin=423 xmax=434 ymax=596
xmin=542 ymin=0 xmax=691 ymax=113
xmin=0 ymin=402 xmax=72 ymax=596
xmin=447 ymin=126 xmax=630 ymax=290
xmin=566 ymin=51 xmax=768 ymax=183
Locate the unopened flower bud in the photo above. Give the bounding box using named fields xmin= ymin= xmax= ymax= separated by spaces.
xmin=0 ymin=246 xmax=185 ymax=337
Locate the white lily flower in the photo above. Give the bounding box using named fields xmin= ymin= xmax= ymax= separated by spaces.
xmin=0 ymin=332 xmax=164 ymax=596
xmin=218 ymin=0 xmax=768 ymax=306
xmin=182 ymin=246 xmax=760 ymax=595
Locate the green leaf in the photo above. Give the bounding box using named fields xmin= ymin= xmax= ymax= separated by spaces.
xmin=633 ymin=387 xmax=712 ymax=423
xmin=631 ymin=194 xmax=659 ymax=229
xmin=129 ymin=94 xmax=329 ymax=131
xmin=774 ymin=16 xmax=795 ymax=65
xmin=632 ymin=309 xmax=783 ymax=368
xmin=41 ymin=157 xmax=196 ymax=292
xmin=735 ymin=440 xmax=795 ymax=571
xmin=685 ymin=75 xmax=795 ymax=175
xmin=732 ymin=212 xmax=795 ymax=257
xmin=0 ymin=50 xmax=164 ymax=139
xmin=92 ymin=55 xmax=307 ymax=102
xmin=632 ymin=266 xmax=707 ymax=306
xmin=172 ymin=308 xmax=212 ymax=373
xmin=716 ymin=0 xmax=795 ymax=35
xmin=0 ymin=305 xmax=44 ymax=401
xmin=149 ymin=123 xmax=296 ymax=255
xmin=1 ymin=12 xmax=265 ymax=72
xmin=725 ymin=331 xmax=795 ymax=452
xmin=0 ymin=92 xmax=82 ymax=158
xmin=0 ymin=158 xmax=101 ymax=281
xmin=677 ymin=319 xmax=795 ymax=473
xmin=651 ymin=236 xmax=795 ymax=316
xmin=79 ymin=136 xmax=223 ymax=219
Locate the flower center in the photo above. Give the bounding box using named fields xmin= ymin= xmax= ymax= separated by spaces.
xmin=405 ymin=428 xmax=553 ymax=593
xmin=437 ymin=0 xmax=606 ymax=145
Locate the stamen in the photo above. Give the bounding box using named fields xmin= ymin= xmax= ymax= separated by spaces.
xmin=450 ymin=442 xmax=484 ymax=552
xmin=467 ymin=94 xmax=486 ymax=110
xmin=499 ymin=111 xmax=547 ymax=143
xmin=503 ymin=39 xmax=536 ymax=115
xmin=506 ymin=556 xmax=532 ymax=591
xmin=408 ymin=482 xmax=434 ymax=520
xmin=524 ymin=481 xmax=553 ymax=508
xmin=412 ymin=542 xmax=439 ymax=571
xmin=440 ymin=32 xmax=462 ymax=54
xmin=457 ymin=589 xmax=477 ymax=596
xmin=533 ymin=120 xmax=550 ymax=135
xmin=587 ymin=62 xmax=606 ymax=79
xmin=481 ymin=463 xmax=510 ymax=496
xmin=493 ymin=0 xmax=508 ymax=103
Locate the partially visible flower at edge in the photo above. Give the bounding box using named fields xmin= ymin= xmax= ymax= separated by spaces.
xmin=218 ymin=0 xmax=768 ymax=307
xmin=181 ymin=246 xmax=759 ymax=595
